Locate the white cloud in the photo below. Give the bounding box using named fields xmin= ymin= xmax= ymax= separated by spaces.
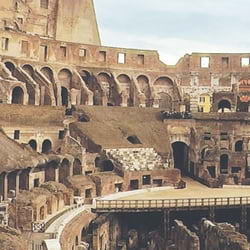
xmin=101 ymin=28 xmax=250 ymax=65
xmin=94 ymin=0 xmax=250 ymax=64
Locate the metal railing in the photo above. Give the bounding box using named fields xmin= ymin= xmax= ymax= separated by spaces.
xmin=95 ymin=196 xmax=250 ymax=210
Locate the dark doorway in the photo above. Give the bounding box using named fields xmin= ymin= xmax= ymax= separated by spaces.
xmin=130 ymin=179 xmax=139 ymax=190
xmin=220 ymin=154 xmax=229 ymax=174
xmin=172 ymin=142 xmax=189 ymax=175
xmin=42 ymin=139 xmax=52 ymax=153
xmin=59 ymin=159 xmax=70 ymax=184
xmin=207 ymin=166 xmax=216 ymax=178
xmin=12 ymin=87 xmax=24 ymax=104
xmin=218 ymin=99 xmax=231 ymax=112
xmin=61 ymin=87 xmax=68 ymax=107
xmin=102 ymin=160 xmax=114 ymax=172
xmin=235 ymin=140 xmax=243 ymax=152
xmin=28 ymin=140 xmax=37 ymax=151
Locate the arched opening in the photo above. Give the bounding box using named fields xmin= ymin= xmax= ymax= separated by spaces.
xmin=45 ymin=161 xmax=57 ymax=182
xmin=158 ymin=92 xmax=172 ymax=110
xmin=118 ymin=74 xmax=133 ymax=106
xmin=172 ymin=142 xmax=189 ymax=175
xmin=59 ymin=159 xmax=70 ymax=183
xmin=61 ymin=87 xmax=68 ymax=107
xmin=11 ymin=87 xmax=24 ymax=104
xmin=22 ymin=64 xmax=34 ymax=77
xmin=137 ymin=75 xmax=151 ymax=106
xmin=41 ymin=67 xmax=54 ymax=82
xmin=220 ymin=154 xmax=229 ymax=174
xmin=42 ymin=139 xmax=52 ymax=153
xmin=78 ymin=113 xmax=90 ymax=122
xmin=127 ymin=136 xmax=142 ymax=145
xmin=58 ymin=68 xmax=72 ymax=89
xmin=98 ymin=72 xmax=119 ymax=106
xmin=218 ymin=99 xmax=231 ymax=112
xmin=73 ymin=159 xmax=82 ymax=175
xmin=102 ymin=160 xmax=114 ymax=172
xmin=235 ymin=140 xmax=243 ymax=152
xmin=28 ymin=139 xmax=37 ymax=151
xmin=4 ymin=62 xmax=15 ymax=75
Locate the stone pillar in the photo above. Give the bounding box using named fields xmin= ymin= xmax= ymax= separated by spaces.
xmin=15 ymin=171 xmax=22 ymax=196
xmin=55 ymin=167 xmax=59 ymax=182
xmin=3 ymin=173 xmax=8 ymax=200
xmin=0 ymin=173 xmax=6 ymax=200
xmin=120 ymin=91 xmax=128 ymax=107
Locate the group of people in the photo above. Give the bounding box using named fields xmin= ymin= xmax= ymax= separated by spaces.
xmin=161 ymin=110 xmax=192 ymax=120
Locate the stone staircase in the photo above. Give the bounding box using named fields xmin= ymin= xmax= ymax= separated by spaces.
xmin=104 ymin=148 xmax=168 ymax=171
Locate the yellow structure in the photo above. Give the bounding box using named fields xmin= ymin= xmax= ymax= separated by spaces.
xmin=198 ymin=94 xmax=211 ymax=112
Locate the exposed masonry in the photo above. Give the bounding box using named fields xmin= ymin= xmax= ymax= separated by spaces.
xmin=105 ymin=148 xmax=168 ymax=171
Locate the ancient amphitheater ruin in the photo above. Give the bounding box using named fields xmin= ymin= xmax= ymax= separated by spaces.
xmin=0 ymin=0 xmax=250 ymax=250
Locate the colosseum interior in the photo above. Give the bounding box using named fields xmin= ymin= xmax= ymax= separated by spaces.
xmin=0 ymin=0 xmax=250 ymax=250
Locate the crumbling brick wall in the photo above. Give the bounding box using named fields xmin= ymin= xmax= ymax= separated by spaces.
xmin=200 ymin=219 xmax=249 ymax=250
xmin=172 ymin=220 xmax=200 ymax=250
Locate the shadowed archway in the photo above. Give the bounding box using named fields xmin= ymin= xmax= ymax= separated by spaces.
xmin=172 ymin=141 xmax=189 ymax=175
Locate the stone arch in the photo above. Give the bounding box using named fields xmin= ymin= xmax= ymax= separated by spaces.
xmin=117 ymin=74 xmax=133 ymax=106
xmin=42 ymin=139 xmax=52 ymax=153
xmin=172 ymin=141 xmax=189 ymax=175
xmin=41 ymin=66 xmax=54 ymax=82
xmin=154 ymin=76 xmax=174 ymax=87
xmin=59 ymin=159 xmax=70 ymax=183
xmin=158 ymin=92 xmax=172 ymax=110
xmin=22 ymin=64 xmax=34 ymax=77
xmin=11 ymin=86 xmax=24 ymax=104
xmin=80 ymin=70 xmax=103 ymax=105
xmin=220 ymin=154 xmax=229 ymax=174
xmin=28 ymin=139 xmax=37 ymax=151
xmin=58 ymin=68 xmax=72 ymax=89
xmin=4 ymin=61 xmax=16 ymax=76
xmin=45 ymin=161 xmax=57 ymax=182
xmin=235 ymin=140 xmax=243 ymax=152
xmin=97 ymin=72 xmax=120 ymax=106
xmin=218 ymin=99 xmax=231 ymax=112
xmin=73 ymin=159 xmax=82 ymax=175
xmin=137 ymin=75 xmax=151 ymax=101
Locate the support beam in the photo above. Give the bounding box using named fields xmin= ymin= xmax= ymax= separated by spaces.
xmin=163 ymin=210 xmax=170 ymax=240
xmin=209 ymin=206 xmax=215 ymax=222
xmin=241 ymin=205 xmax=247 ymax=234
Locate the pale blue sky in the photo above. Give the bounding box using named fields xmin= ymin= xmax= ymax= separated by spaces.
xmin=94 ymin=0 xmax=250 ymax=65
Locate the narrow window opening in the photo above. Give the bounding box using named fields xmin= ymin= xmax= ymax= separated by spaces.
xmin=58 ymin=130 xmax=64 ymax=140
xmin=137 ymin=54 xmax=145 ymax=65
xmin=241 ymin=57 xmax=250 ymax=67
xmin=142 ymin=175 xmax=151 ymax=185
xmin=99 ymin=51 xmax=106 ymax=62
xmin=14 ymin=130 xmax=20 ymax=140
xmin=118 ymin=52 xmax=126 ymax=64
xmin=200 ymin=56 xmax=210 ymax=68
xmin=1 ymin=37 xmax=9 ymax=51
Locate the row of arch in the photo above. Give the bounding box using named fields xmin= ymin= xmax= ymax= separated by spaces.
xmin=4 ymin=60 xmax=179 ymax=110
xmin=28 ymin=139 xmax=52 ymax=153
